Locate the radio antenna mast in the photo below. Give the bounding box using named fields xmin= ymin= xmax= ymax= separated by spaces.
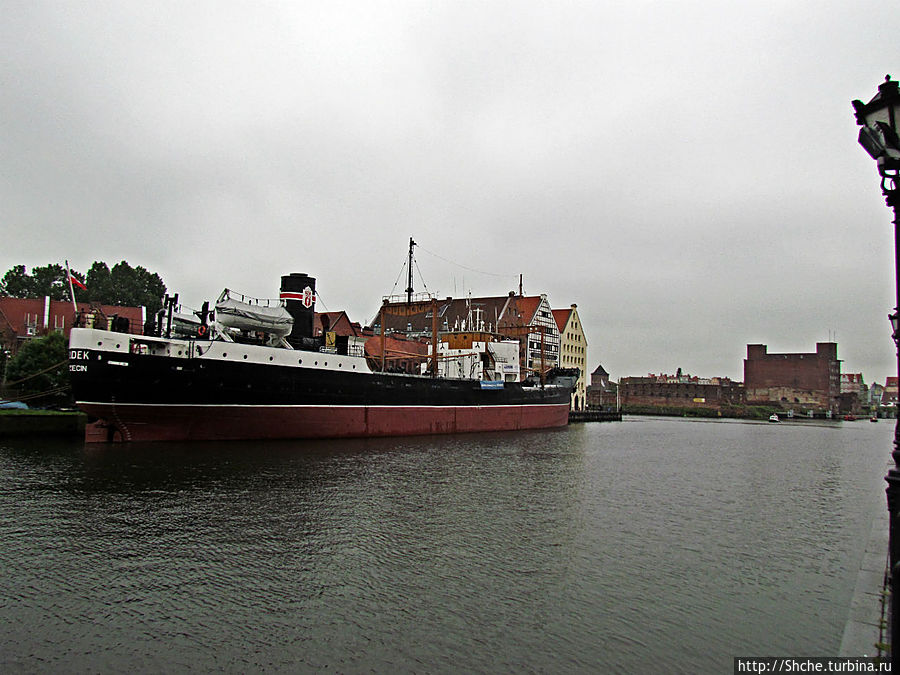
xmin=406 ymin=237 xmax=416 ymax=303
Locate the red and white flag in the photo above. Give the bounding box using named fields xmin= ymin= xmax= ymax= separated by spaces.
xmin=64 ymin=260 xmax=84 ymax=314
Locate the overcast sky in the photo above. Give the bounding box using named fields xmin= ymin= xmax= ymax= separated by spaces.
xmin=2 ymin=1 xmax=899 ymax=383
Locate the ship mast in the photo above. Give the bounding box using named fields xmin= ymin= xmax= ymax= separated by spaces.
xmin=405 ymin=237 xmax=416 ymax=304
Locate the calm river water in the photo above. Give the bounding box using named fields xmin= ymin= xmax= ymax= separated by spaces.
xmin=0 ymin=416 xmax=891 ymax=673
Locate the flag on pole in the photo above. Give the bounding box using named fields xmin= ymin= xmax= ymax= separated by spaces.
xmin=64 ymin=260 xmax=79 ymax=315
xmin=69 ymin=275 xmax=87 ymax=290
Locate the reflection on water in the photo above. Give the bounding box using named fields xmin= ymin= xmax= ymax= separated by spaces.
xmin=0 ymin=418 xmax=890 ymax=672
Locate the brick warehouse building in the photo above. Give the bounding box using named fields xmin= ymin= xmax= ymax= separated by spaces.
xmin=619 ymin=372 xmax=744 ymax=412
xmin=743 ymin=342 xmax=841 ymax=414
xmin=0 ymin=296 xmax=146 ymax=356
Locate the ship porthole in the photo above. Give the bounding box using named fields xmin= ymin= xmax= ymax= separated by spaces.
xmin=222 ymin=352 xmax=227 ymax=357
xmin=298 ymin=359 xmax=302 ymax=365
xmin=243 ymin=355 xmax=248 ymax=359
xmin=314 ymin=361 xmax=318 ymax=366
xmin=269 ymin=356 xmax=274 ymax=361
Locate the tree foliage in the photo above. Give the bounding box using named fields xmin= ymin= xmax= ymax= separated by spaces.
xmin=0 ymin=265 xmax=30 ymax=297
xmin=0 ymin=264 xmax=71 ymax=300
xmin=3 ymin=332 xmax=69 ymax=404
xmin=0 ymin=261 xmax=166 ymax=313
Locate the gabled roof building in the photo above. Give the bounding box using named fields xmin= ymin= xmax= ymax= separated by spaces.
xmin=885 ymin=377 xmax=898 ymax=406
xmin=553 ymin=304 xmax=588 ymax=410
xmin=314 ymin=311 xmax=359 ymax=338
xmin=374 ymin=292 xmax=560 ymax=380
xmin=587 ymin=363 xmax=618 ymax=409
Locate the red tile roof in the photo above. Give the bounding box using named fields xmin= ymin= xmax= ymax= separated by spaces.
xmin=551 ymin=308 xmax=571 ymax=332
xmin=314 ymin=311 xmax=358 ymax=337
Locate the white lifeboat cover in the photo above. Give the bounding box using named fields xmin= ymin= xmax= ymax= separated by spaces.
xmin=215 ymin=289 xmax=294 ymax=337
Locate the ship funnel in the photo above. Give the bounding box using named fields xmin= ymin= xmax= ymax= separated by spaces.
xmin=280 ymin=273 xmax=317 ymax=346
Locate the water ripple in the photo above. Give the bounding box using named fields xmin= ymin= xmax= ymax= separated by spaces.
xmin=0 ymin=419 xmax=890 ymax=672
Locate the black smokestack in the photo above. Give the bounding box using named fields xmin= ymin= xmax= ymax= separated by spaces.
xmin=280 ymin=273 xmax=316 ymax=346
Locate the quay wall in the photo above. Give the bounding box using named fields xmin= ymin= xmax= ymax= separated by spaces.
xmin=0 ymin=411 xmax=86 ymax=437
xmin=569 ymin=410 xmax=621 ymax=423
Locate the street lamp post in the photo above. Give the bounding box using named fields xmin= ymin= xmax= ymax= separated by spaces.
xmin=853 ymin=75 xmax=900 ymax=665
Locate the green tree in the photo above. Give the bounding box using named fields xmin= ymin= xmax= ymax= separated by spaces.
xmin=107 ymin=261 xmax=166 ymax=313
xmin=1 ymin=261 xmax=165 ymax=312
xmin=3 ymin=332 xmax=70 ymax=405
xmin=0 ymin=265 xmax=32 ymax=297
xmin=31 ymin=264 xmax=71 ymax=300
xmin=85 ymin=261 xmax=112 ymax=304
xmin=0 ymin=263 xmax=83 ymax=301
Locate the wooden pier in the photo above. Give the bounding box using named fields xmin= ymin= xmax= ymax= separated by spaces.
xmin=568 ymin=410 xmax=622 ymax=423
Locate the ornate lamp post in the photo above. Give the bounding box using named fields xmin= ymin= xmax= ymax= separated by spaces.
xmin=853 ymin=75 xmax=900 ymax=664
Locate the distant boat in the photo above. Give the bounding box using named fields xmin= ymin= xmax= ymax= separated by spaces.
xmin=769 ymin=414 xmax=780 ymax=423
xmin=871 ymin=416 xmax=879 ymax=423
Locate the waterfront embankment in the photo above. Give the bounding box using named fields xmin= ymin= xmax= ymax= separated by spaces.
xmin=621 ymin=404 xmax=862 ymax=421
xmin=840 ymin=487 xmax=890 ymax=658
xmin=0 ymin=410 xmax=86 ymax=437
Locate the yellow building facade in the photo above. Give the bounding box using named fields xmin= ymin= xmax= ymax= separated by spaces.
xmin=554 ymin=304 xmax=588 ymax=410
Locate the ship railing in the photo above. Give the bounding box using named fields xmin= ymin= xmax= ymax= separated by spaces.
xmin=381 ymin=292 xmax=434 ymax=305
xmin=72 ymin=303 xmax=211 ymax=340
xmin=219 ymin=288 xmax=286 ymax=307
xmin=73 ymin=309 xmax=145 ymax=336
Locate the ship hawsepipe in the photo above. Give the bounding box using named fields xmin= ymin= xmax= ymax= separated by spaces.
xmin=69 ymin=327 xmax=575 ymax=442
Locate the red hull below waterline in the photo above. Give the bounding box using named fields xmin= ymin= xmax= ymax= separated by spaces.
xmin=80 ymin=402 xmax=571 ymax=443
